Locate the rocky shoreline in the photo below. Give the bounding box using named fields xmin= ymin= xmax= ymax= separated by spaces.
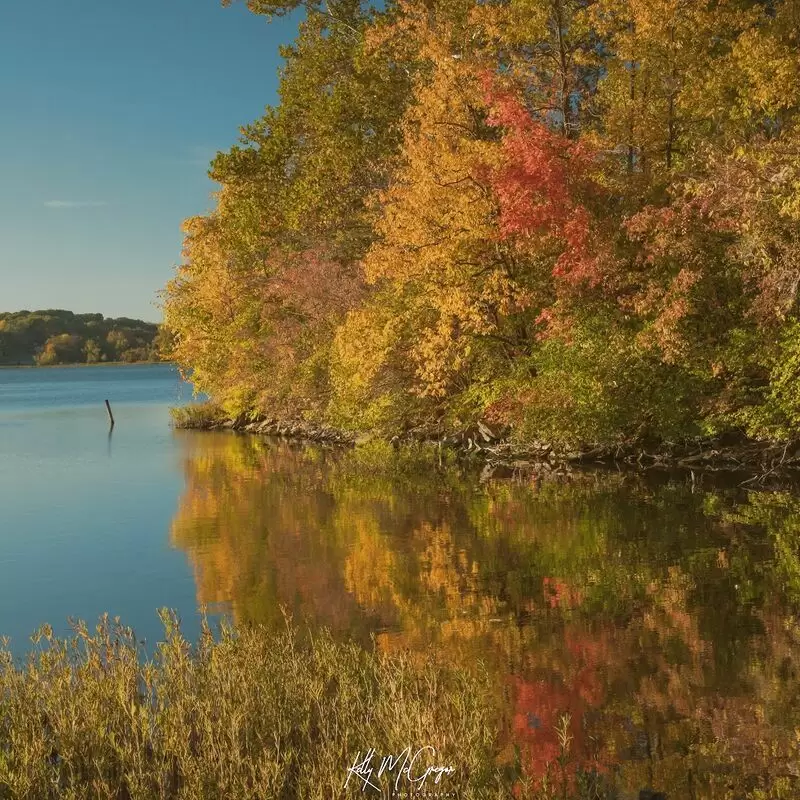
xmin=179 ymin=414 xmax=358 ymax=444
xmin=173 ymin=407 xmax=800 ymax=483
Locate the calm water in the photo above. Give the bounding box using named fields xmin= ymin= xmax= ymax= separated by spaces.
xmin=0 ymin=364 xmax=201 ymax=647
xmin=2 ymin=364 xmax=800 ymax=795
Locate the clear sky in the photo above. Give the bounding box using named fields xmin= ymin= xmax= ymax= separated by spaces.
xmin=0 ymin=1 xmax=300 ymax=322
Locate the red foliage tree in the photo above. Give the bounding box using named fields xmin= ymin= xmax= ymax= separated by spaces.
xmin=483 ymin=80 xmax=606 ymax=293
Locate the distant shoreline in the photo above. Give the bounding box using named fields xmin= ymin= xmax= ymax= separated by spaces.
xmin=0 ymin=360 xmax=174 ymax=369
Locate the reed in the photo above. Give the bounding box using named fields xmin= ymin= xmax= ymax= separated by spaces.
xmin=0 ymin=613 xmax=616 ymax=799
xmin=0 ymin=612 xmax=505 ymax=799
xmin=169 ymin=403 xmax=225 ymax=429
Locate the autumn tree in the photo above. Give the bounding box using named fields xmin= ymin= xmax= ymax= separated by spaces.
xmin=164 ymin=0 xmax=411 ymax=418
xmin=164 ymin=0 xmax=800 ymax=449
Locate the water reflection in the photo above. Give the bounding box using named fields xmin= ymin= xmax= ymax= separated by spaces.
xmin=170 ymin=432 xmax=800 ymax=797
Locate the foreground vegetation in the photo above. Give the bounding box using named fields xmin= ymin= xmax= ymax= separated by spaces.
xmin=0 ymin=613 xmax=610 ymax=799
xmin=0 ymin=310 xmax=166 ymax=366
xmin=164 ymin=0 xmax=800 ymax=451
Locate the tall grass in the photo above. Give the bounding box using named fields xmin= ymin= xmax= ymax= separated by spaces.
xmin=0 ymin=612 xmax=515 ymax=800
xmin=169 ymin=403 xmax=226 ymax=429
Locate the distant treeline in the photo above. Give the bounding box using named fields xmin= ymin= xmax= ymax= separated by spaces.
xmin=0 ymin=310 xmax=168 ymax=366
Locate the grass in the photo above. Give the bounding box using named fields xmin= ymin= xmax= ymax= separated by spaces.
xmin=0 ymin=612 xmax=521 ymax=800
xmin=169 ymin=403 xmax=226 ymax=429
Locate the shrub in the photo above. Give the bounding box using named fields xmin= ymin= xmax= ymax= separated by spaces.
xmin=169 ymin=403 xmax=227 ymax=429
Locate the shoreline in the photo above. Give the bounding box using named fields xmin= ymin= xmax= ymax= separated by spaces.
xmin=172 ymin=405 xmax=800 ymax=484
xmin=0 ymin=360 xmax=173 ymax=369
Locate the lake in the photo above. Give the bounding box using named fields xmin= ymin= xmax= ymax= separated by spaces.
xmin=0 ymin=363 xmax=202 ymax=648
xmin=1 ymin=363 xmax=799 ymax=796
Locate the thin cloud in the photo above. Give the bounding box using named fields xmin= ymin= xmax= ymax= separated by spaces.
xmin=189 ymin=145 xmax=218 ymax=162
xmin=172 ymin=145 xmax=219 ymax=168
xmin=44 ymin=200 xmax=108 ymax=209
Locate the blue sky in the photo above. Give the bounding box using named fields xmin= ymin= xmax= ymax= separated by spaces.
xmin=0 ymin=1 xmax=300 ymax=322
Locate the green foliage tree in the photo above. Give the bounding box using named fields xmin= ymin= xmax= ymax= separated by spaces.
xmin=0 ymin=310 xmax=165 ymax=366
xmin=82 ymin=338 xmax=102 ymax=364
xmin=164 ymin=0 xmax=411 ymax=419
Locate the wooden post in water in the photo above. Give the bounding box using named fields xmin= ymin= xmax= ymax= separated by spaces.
xmin=105 ymin=399 xmax=115 ymax=429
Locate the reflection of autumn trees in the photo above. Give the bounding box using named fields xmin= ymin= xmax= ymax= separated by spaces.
xmin=170 ymin=434 xmax=377 ymax=638
xmin=170 ymin=435 xmax=800 ymax=796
